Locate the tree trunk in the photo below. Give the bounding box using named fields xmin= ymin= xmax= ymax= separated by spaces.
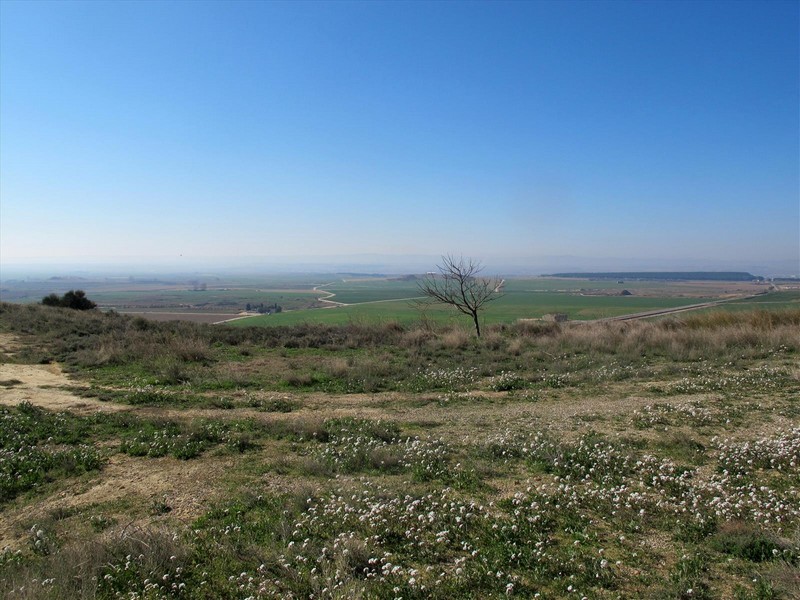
xmin=472 ymin=311 xmax=481 ymax=337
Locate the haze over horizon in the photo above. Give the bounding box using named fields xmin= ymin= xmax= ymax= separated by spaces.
xmin=0 ymin=253 xmax=795 ymax=282
xmin=1 ymin=1 xmax=798 ymax=276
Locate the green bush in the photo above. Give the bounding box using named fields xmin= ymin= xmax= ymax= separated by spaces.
xmin=42 ymin=290 xmax=97 ymax=310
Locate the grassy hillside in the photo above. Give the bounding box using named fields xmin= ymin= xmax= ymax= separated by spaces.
xmin=0 ymin=302 xmax=798 ymax=598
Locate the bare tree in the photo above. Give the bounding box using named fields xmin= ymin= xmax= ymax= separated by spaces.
xmin=417 ymin=255 xmax=503 ymax=337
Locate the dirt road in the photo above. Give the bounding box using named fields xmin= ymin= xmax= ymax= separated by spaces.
xmin=594 ymin=293 xmax=764 ymax=322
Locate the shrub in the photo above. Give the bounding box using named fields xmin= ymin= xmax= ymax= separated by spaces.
xmin=41 ymin=290 xmax=97 ymax=310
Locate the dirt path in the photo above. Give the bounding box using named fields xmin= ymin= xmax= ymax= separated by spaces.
xmin=593 ymin=292 xmax=767 ymax=322
xmin=313 ymin=283 xmax=347 ymax=307
xmin=0 ymin=340 xmax=125 ymax=414
xmin=119 ymin=311 xmax=242 ymax=324
xmin=212 ymin=313 xmax=261 ymax=324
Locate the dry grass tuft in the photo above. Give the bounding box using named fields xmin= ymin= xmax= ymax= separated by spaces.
xmin=325 ymin=357 xmax=351 ymax=379
xmin=400 ymin=328 xmax=434 ymax=348
xmin=439 ymin=327 xmax=471 ymax=349
xmin=0 ymin=526 xmax=184 ymax=599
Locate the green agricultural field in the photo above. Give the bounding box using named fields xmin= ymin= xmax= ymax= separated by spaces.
xmin=229 ymin=300 xmax=453 ymax=327
xmin=319 ymin=278 xmax=425 ymax=304
xmin=89 ymin=288 xmax=321 ymax=312
xmin=0 ymin=275 xmax=332 ymax=315
xmin=233 ymin=293 xmax=717 ymax=328
xmin=229 ymin=276 xmax=773 ymax=328
xmin=725 ymin=289 xmax=800 ymax=305
xmin=318 ymin=277 xmax=763 ymax=305
xmin=689 ymin=290 xmax=800 ymax=315
xmin=233 ymin=284 xmax=729 ymax=328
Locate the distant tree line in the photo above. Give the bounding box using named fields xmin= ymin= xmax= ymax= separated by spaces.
xmin=546 ymin=272 xmax=762 ymax=282
xmin=42 ymin=290 xmax=97 ymax=310
xmin=246 ymin=302 xmax=282 ymax=314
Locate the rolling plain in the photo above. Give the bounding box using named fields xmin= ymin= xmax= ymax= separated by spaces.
xmin=0 ymin=290 xmax=798 ymax=598
xmin=4 ymin=274 xmax=795 ymax=327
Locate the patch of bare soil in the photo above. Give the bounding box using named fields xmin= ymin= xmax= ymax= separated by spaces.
xmin=0 ymin=332 xmax=23 ymax=357
xmin=0 ymin=453 xmax=235 ymax=550
xmin=0 ymin=362 xmax=126 ymax=414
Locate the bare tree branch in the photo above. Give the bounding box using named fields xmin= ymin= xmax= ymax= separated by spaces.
xmin=417 ymin=255 xmax=503 ymax=337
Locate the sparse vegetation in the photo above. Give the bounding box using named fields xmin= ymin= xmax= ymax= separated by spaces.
xmin=0 ymin=301 xmax=798 ymax=598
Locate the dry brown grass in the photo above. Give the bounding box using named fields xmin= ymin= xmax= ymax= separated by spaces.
xmin=438 ymin=327 xmax=471 ymax=350
xmin=400 ymin=328 xmax=434 ymax=348
xmin=324 ymin=357 xmax=351 ymax=379
xmin=520 ymin=310 xmax=800 ymax=360
xmin=0 ymin=526 xmax=184 ymax=599
xmin=168 ymin=336 xmax=212 ymax=363
xmin=481 ymin=330 xmax=504 ymax=351
xmin=4 ymin=302 xmax=796 ymax=372
xmin=506 ymin=337 xmax=525 ymax=356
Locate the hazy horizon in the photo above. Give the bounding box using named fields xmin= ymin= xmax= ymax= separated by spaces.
xmin=1 ymin=1 xmax=798 ymax=275
xmin=1 ymin=253 xmax=797 ymax=281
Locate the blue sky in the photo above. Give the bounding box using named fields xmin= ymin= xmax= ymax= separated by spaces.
xmin=1 ymin=0 xmax=798 ymax=274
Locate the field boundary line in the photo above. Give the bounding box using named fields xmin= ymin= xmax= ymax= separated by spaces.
xmin=593 ymin=291 xmax=770 ymax=322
